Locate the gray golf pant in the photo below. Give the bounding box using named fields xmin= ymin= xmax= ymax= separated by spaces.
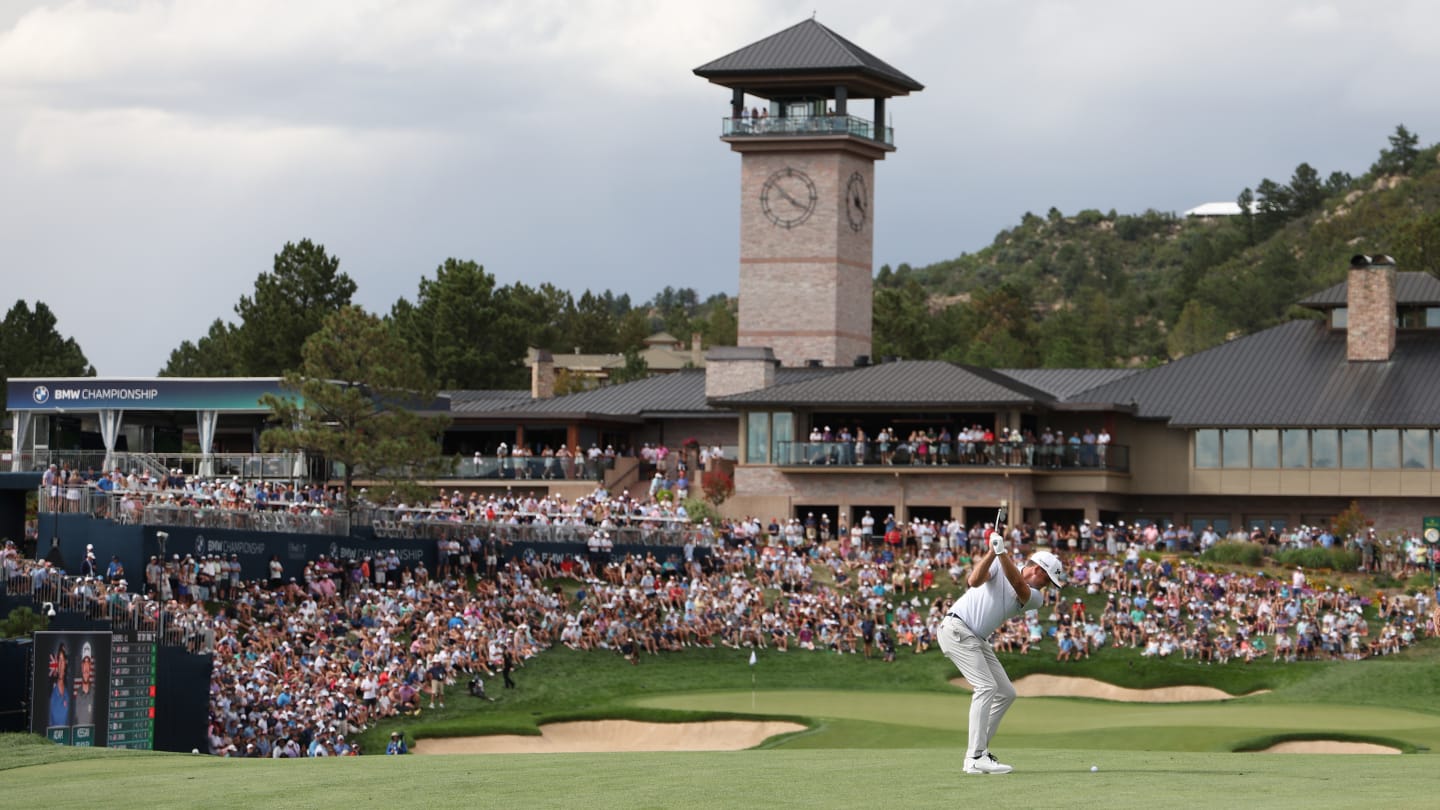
xmin=939 ymin=615 xmax=1016 ymax=757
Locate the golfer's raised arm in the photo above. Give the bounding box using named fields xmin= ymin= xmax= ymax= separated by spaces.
xmin=966 ymin=545 xmax=996 ymax=587
xmin=996 ymin=549 xmax=1031 ymax=605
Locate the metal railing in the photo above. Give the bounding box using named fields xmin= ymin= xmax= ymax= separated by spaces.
xmin=366 ymin=507 xmax=709 ymax=546
xmin=25 ymin=450 xmax=307 ymax=480
xmin=135 ymin=503 xmax=349 ymax=536
xmin=772 ymin=440 xmax=1129 ymax=472
xmin=723 ymin=114 xmax=893 ymax=145
xmin=1 ymin=571 xmax=210 ymax=652
xmin=39 ymin=487 xmax=350 ymax=536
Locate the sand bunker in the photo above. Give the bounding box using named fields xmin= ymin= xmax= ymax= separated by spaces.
xmin=951 ymin=674 xmax=1268 ymax=703
xmin=413 ymin=720 xmax=807 ymax=754
xmin=1258 ymin=740 xmax=1401 ymax=755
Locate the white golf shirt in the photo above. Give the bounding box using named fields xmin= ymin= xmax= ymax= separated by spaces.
xmin=951 ymin=558 xmax=1042 ymax=638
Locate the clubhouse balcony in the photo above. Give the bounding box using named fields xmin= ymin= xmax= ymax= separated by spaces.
xmin=771 ymin=440 xmax=1130 ymax=473
xmin=721 ymin=113 xmax=893 ymax=146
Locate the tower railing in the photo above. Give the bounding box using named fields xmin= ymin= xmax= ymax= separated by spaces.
xmin=722 ymin=114 xmax=893 ymax=145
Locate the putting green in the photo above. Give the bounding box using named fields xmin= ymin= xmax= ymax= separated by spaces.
xmin=630 ymin=690 xmax=1440 ymax=752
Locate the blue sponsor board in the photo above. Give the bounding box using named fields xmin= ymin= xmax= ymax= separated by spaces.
xmin=7 ymin=378 xmax=290 ymax=412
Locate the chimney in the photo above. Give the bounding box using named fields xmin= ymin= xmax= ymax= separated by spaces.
xmin=531 ymin=349 xmax=556 ymax=399
xmin=705 ymin=346 xmax=776 ymax=399
xmin=690 ymin=332 xmax=703 ymax=367
xmin=1346 ymin=254 xmax=1397 ymax=362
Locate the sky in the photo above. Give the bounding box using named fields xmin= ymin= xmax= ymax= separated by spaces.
xmin=5 ymin=0 xmax=1440 ymax=377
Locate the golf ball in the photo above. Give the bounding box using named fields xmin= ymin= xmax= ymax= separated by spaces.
xmin=1091 ymin=765 xmax=1099 ymax=772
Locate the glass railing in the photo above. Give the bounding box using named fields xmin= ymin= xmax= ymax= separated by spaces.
xmin=722 ymin=114 xmax=893 ymax=145
xmin=772 ymin=441 xmax=1129 ymax=472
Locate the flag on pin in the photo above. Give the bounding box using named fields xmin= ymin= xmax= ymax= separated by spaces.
xmin=748 ymin=650 xmax=757 ymax=667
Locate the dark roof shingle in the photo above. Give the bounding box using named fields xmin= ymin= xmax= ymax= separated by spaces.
xmin=694 ymin=19 xmax=923 ymax=93
xmin=1068 ymin=319 xmax=1440 ymax=427
xmin=714 ymin=360 xmax=1053 ymax=407
xmin=1299 ymin=271 xmax=1440 ymax=307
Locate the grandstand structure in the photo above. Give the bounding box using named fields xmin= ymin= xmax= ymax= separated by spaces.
xmin=6 ymin=255 xmax=1440 ymax=550
xmin=6 ymin=22 xmax=1440 ymax=558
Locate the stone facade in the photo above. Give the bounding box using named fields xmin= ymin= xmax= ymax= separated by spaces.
xmin=704 ymin=346 xmax=776 ymax=399
xmin=530 ymin=350 xmax=555 ymax=399
xmin=729 ymin=465 xmax=1037 ymax=524
xmin=736 ymin=149 xmax=875 ymax=367
xmin=1346 ymin=259 xmax=1396 ymax=362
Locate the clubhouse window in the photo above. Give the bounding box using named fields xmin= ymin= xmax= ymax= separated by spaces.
xmin=1370 ymin=430 xmax=1400 ymax=469
xmin=1247 ymin=516 xmax=1286 ymax=532
xmin=1194 ymin=430 xmax=1220 ymax=468
xmin=1222 ymin=429 xmax=1249 ymax=468
xmin=1403 ymin=430 xmax=1429 ymax=469
xmin=771 ymin=412 xmax=794 ymax=464
xmin=1341 ymin=429 xmax=1369 ymax=469
xmin=1194 ymin=427 xmax=1434 ymax=470
xmin=1398 ymin=307 xmax=1440 ymax=328
xmin=1251 ymin=429 xmax=1279 ymax=468
xmin=745 ymin=413 xmax=769 ymax=464
xmin=1281 ymin=429 xmax=1308 ymax=468
xmin=1311 ymin=430 xmax=1338 ymax=469
xmin=1189 ymin=516 xmax=1230 ymax=535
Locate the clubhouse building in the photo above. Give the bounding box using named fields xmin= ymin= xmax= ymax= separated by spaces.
xmin=9 ymin=21 xmax=1440 ymax=538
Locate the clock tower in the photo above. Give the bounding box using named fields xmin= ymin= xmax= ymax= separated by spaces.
xmin=696 ymin=20 xmax=922 ymax=367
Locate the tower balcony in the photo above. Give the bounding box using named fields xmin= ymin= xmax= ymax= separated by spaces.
xmin=722 ymin=114 xmax=893 ymax=146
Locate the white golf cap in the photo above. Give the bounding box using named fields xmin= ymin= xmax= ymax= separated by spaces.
xmin=1027 ymin=550 xmax=1066 ymax=588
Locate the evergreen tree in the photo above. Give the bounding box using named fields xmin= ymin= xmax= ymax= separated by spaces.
xmin=0 ymin=300 xmax=95 ymax=422
xmin=1287 ymin=163 xmax=1324 ymax=214
xmin=233 ymin=239 xmax=356 ymax=375
xmin=1373 ymin=124 xmax=1420 ymax=175
xmin=260 ymin=306 xmax=447 ymax=504
xmin=1166 ymin=300 xmax=1227 ymax=359
xmin=161 ymin=319 xmax=240 ymax=377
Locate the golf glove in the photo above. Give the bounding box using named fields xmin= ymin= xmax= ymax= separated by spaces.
xmin=988 ymin=531 xmax=1006 ymax=554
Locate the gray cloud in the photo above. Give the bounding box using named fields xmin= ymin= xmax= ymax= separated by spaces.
xmin=3 ymin=1 xmax=1439 ymax=376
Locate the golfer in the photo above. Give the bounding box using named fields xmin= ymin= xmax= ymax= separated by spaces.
xmin=940 ymin=529 xmax=1066 ymax=774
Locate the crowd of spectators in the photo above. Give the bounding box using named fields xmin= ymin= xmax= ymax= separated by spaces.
xmin=792 ymin=425 xmax=1115 ymax=469
xmin=10 ymin=493 xmax=1440 ymax=758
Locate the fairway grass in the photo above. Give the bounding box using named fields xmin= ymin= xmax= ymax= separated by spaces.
xmin=1 ymin=743 xmax=1433 ymax=810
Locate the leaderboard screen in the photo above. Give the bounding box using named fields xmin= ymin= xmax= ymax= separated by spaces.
xmin=31 ymin=630 xmax=156 ymax=749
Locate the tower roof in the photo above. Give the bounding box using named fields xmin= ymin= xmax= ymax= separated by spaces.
xmin=695 ymin=19 xmax=923 ymax=98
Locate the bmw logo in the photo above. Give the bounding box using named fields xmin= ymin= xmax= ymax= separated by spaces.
xmin=32 ymin=386 xmax=49 ymax=404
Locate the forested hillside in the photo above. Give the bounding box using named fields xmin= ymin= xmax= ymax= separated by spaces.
xmin=873 ymin=126 xmax=1440 ymax=367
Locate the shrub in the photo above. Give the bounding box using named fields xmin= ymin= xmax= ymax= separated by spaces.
xmin=702 ymin=470 xmax=735 ymax=506
xmin=683 ymin=498 xmax=719 ymax=527
xmin=1274 ymin=547 xmax=1361 ymax=572
xmin=1200 ymin=542 xmax=1264 ymax=567
xmin=1404 ymin=573 xmax=1434 ymax=592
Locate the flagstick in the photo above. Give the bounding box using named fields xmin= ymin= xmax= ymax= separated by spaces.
xmin=749 ymin=649 xmax=757 ymax=709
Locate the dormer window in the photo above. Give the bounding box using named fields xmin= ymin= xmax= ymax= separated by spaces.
xmin=1398 ymin=306 xmax=1440 ymax=329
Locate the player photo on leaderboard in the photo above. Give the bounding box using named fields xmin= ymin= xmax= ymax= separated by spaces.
xmin=31 ymin=631 xmax=114 ymax=747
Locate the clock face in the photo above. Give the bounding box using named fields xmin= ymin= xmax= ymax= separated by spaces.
xmin=846 ymin=172 xmax=868 ymax=232
xmin=760 ymin=168 xmax=818 ymax=229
